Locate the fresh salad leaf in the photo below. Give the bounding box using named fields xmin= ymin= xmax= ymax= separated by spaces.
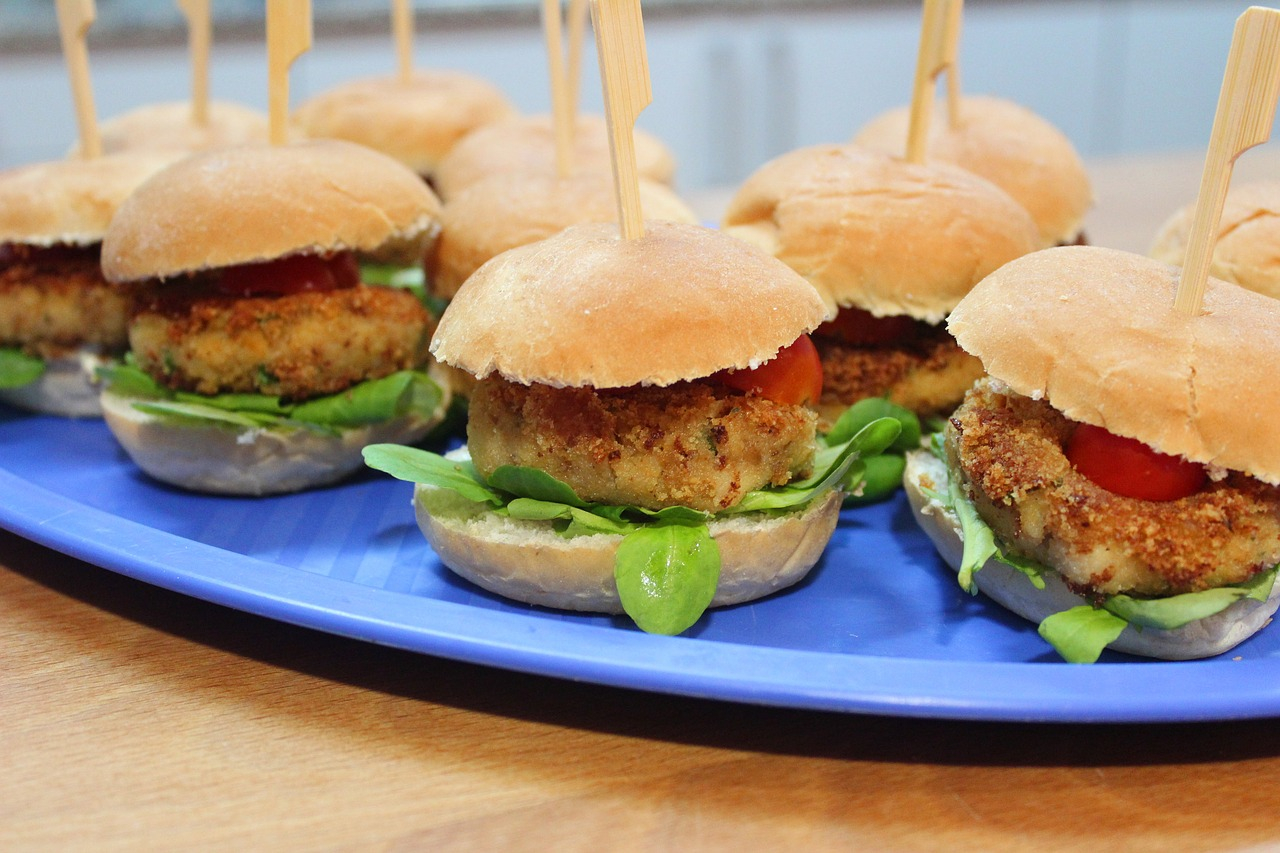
xmin=132 ymin=400 xmax=287 ymax=429
xmin=291 ymin=371 xmax=442 ymax=427
xmin=1038 ymin=606 xmax=1129 ymax=664
xmin=488 ymin=465 xmax=592 ymax=507
xmin=614 ymin=522 xmax=720 ymax=635
xmin=948 ymin=474 xmax=998 ymax=594
xmin=506 ymin=498 xmax=636 ymax=537
xmin=0 ymin=348 xmax=45 ymax=389
xmin=825 ymin=397 xmax=921 ymax=453
xmin=842 ymin=453 xmax=906 ymax=506
xmin=1105 ymin=568 xmax=1278 ymax=630
xmin=362 ymin=444 xmax=503 ymax=506
xmin=360 ymin=263 xmax=425 ymax=290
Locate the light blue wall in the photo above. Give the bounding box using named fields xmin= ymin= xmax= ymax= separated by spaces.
xmin=0 ymin=1 xmax=1265 ymax=188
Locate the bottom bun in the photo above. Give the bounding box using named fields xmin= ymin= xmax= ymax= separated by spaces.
xmin=416 ymin=482 xmax=843 ymax=613
xmin=0 ymin=351 xmax=113 ymax=418
xmin=904 ymin=449 xmax=1280 ymax=660
xmin=102 ymin=389 xmax=448 ymax=496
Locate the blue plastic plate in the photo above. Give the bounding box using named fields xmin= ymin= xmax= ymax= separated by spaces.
xmin=3 ymin=402 xmax=1279 ymax=722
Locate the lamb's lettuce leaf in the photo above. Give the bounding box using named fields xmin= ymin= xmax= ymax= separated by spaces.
xmin=927 ymin=431 xmax=1279 ymax=663
xmin=823 ymin=397 xmax=920 ymax=504
xmin=0 ymin=348 xmax=44 ymax=389
xmin=363 ymin=413 xmax=899 ymax=634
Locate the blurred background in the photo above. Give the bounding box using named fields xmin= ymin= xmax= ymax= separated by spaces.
xmin=0 ymin=0 xmax=1269 ymax=190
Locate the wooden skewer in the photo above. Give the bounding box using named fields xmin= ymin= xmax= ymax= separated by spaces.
xmin=590 ymin=0 xmax=651 ymax=240
xmin=176 ymin=0 xmax=211 ymax=126
xmin=905 ymin=0 xmax=961 ymax=163
xmin=56 ymin=0 xmax=101 ymax=159
xmin=393 ymin=0 xmax=413 ymax=83
xmin=543 ymin=0 xmax=573 ymax=178
xmin=567 ymin=0 xmax=589 ymax=130
xmin=1175 ymin=5 xmax=1280 ymax=316
xmin=943 ymin=0 xmax=963 ymax=128
xmin=266 ymin=0 xmax=313 ymax=146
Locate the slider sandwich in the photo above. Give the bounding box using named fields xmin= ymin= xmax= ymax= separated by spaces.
xmin=1150 ymin=180 xmax=1280 ymax=299
xmin=366 ymin=220 xmax=899 ymax=634
xmin=69 ymin=101 xmax=272 ymax=157
xmin=722 ymin=143 xmax=1040 ymax=424
xmin=98 ymin=140 xmax=449 ymax=495
xmin=432 ymin=113 xmax=675 ymax=201
xmin=906 ymin=246 xmax=1280 ymax=662
xmin=854 ymin=95 xmax=1093 ymax=248
xmin=0 ymin=151 xmax=175 ymax=416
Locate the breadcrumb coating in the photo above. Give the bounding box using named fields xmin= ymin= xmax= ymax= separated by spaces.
xmin=0 ymin=245 xmax=130 ymax=357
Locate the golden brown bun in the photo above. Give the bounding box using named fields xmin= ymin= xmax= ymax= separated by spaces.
xmin=854 ymin=95 xmax=1093 ymax=247
xmin=291 ymin=71 xmax=515 ymax=176
xmin=418 ymin=473 xmax=842 ymax=614
xmin=1150 ymin=180 xmax=1280 ymax=299
xmin=0 ymin=151 xmax=178 ymax=246
xmin=721 ymin=144 xmax=1040 ymax=323
xmin=947 ymin=245 xmax=1280 ymax=485
xmin=69 ymin=101 xmax=271 ymax=156
xmin=430 ymin=220 xmax=828 ymax=388
xmin=904 ymin=448 xmax=1280 ymax=660
xmin=102 ymin=141 xmax=442 ymax=281
xmin=432 ymin=114 xmax=676 ymax=200
xmin=427 ymin=171 xmax=698 ymax=299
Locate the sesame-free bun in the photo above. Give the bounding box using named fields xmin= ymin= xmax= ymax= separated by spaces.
xmin=292 ymin=71 xmax=515 ymax=177
xmin=0 ymin=151 xmax=178 ymax=246
xmin=432 ymin=113 xmax=676 ymax=200
xmin=721 ymin=144 xmax=1040 ymax=323
xmin=854 ymin=95 xmax=1093 ymax=247
xmin=947 ymin=245 xmax=1280 ymax=485
xmin=0 ymin=350 xmax=112 ymax=418
xmin=904 ymin=448 xmax=1280 ymax=660
xmin=100 ymin=375 xmax=451 ymax=495
xmin=418 ymin=472 xmax=843 ymax=614
xmin=1150 ymin=180 xmax=1280 ymax=300
xmin=430 ymin=219 xmax=828 ymax=388
xmin=102 ymin=141 xmax=443 ymax=282
xmin=68 ymin=101 xmax=271 ymax=157
xmin=427 ymin=171 xmax=698 ymax=299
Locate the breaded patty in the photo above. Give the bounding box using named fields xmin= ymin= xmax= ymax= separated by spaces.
xmin=948 ymin=378 xmax=1280 ymax=597
xmin=130 ymin=283 xmax=432 ymax=399
xmin=0 ymin=245 xmax=130 ymax=358
xmin=814 ymin=328 xmax=983 ymax=420
xmin=468 ymin=378 xmax=817 ymax=513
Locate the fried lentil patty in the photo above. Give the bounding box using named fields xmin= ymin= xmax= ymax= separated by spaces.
xmin=129 ymin=283 xmax=432 ymax=399
xmin=467 ymin=378 xmax=817 ymax=513
xmin=814 ymin=327 xmax=983 ymax=419
xmin=948 ymin=378 xmax=1280 ymax=597
xmin=0 ymin=245 xmax=130 ymax=358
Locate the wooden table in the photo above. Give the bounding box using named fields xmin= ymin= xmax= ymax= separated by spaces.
xmin=6 ymin=149 xmax=1280 ymax=850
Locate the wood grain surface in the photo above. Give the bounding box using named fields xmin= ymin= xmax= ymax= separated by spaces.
xmin=6 ymin=149 xmax=1280 ymax=851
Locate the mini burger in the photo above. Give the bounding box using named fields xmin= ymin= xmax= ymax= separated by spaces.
xmin=905 ymin=245 xmax=1280 ymax=662
xmin=432 ymin=113 xmax=676 ymax=201
xmin=69 ymin=101 xmax=272 ymax=157
xmin=721 ymin=143 xmax=1040 ymax=425
xmin=1150 ymin=179 xmax=1280 ymax=300
xmin=364 ymin=220 xmax=899 ymax=634
xmin=0 ymin=151 xmax=176 ymax=416
xmin=292 ymin=70 xmax=515 ymax=187
xmin=98 ymin=140 xmax=449 ymax=495
xmin=853 ymin=95 xmax=1093 ymax=248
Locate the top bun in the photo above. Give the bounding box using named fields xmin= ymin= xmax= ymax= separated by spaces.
xmin=291 ymin=71 xmax=515 ymax=177
xmin=853 ymin=95 xmax=1093 ymax=247
xmin=0 ymin=151 xmax=178 ymax=246
xmin=68 ymin=101 xmax=271 ymax=157
xmin=433 ymin=114 xmax=676 ymax=200
xmin=102 ymin=140 xmax=443 ymax=281
xmin=427 ymin=171 xmax=698 ymax=299
xmin=721 ymin=144 xmax=1039 ymax=323
xmin=947 ymin=245 xmax=1280 ymax=485
xmin=430 ymin=219 xmax=827 ymax=388
xmin=1150 ymin=180 xmax=1280 ymax=300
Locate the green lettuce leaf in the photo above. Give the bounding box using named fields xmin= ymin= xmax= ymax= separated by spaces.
xmin=291 ymin=371 xmax=442 ymax=427
xmin=488 ymin=465 xmax=591 ymax=507
xmin=1038 ymin=606 xmax=1129 ymax=664
xmin=0 ymin=348 xmax=46 ymax=389
xmin=1104 ymin=569 xmax=1277 ymax=630
xmin=362 ymin=444 xmax=502 ymax=506
xmin=614 ymin=522 xmax=720 ymax=635
xmin=825 ymin=397 xmax=921 ymax=452
xmin=948 ymin=474 xmax=998 ymax=594
xmin=506 ymin=498 xmax=636 ymax=537
xmin=842 ymin=453 xmax=906 ymax=506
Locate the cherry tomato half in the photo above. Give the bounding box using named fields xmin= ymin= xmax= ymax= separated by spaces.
xmin=814 ymin=306 xmax=923 ymax=347
xmin=714 ymin=335 xmax=823 ymax=406
xmin=1066 ymin=422 xmax=1207 ymax=501
xmin=216 ymin=252 xmax=360 ymax=298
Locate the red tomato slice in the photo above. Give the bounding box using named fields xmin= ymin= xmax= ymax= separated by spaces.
xmin=216 ymin=252 xmax=360 ymax=298
xmin=814 ymin=306 xmax=923 ymax=346
xmin=1066 ymin=422 xmax=1207 ymax=501
xmin=714 ymin=335 xmax=823 ymax=406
